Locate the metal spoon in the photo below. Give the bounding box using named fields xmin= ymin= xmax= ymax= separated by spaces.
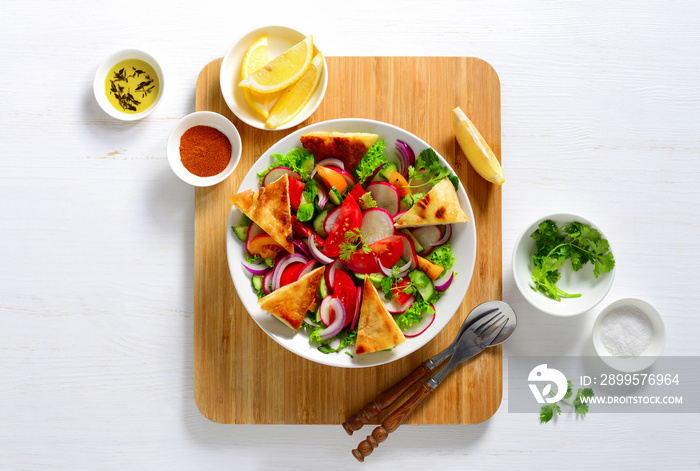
xmin=351 ymin=304 xmax=517 ymax=462
xmin=342 ymin=300 xmax=515 ymax=435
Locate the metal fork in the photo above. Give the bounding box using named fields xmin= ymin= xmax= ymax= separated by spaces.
xmin=351 ymin=311 xmax=510 ymax=462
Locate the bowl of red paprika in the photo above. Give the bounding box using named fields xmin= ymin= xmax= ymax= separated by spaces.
xmin=166 ymin=111 xmax=242 ymax=186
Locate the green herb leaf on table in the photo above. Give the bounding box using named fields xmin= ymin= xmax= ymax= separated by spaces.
xmin=539 ymin=380 xmax=594 ymax=423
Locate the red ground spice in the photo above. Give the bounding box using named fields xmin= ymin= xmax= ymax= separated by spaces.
xmin=179 ymin=125 xmax=232 ymax=177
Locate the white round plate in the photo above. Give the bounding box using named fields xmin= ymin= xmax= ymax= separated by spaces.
xmin=226 ymin=118 xmax=477 ymax=368
xmin=220 ymin=26 xmax=328 ymax=131
xmin=512 ymin=212 xmax=615 ymax=317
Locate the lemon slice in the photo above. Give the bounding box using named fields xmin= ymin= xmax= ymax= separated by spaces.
xmin=239 ymin=35 xmax=282 ymax=119
xmin=238 ymin=36 xmax=314 ymax=93
xmin=265 ymin=52 xmax=324 ymax=129
xmin=452 ymin=106 xmax=505 ymax=185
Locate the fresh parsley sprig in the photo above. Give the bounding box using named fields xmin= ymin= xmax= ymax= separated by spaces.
xmin=338 ymin=228 xmax=372 ymax=262
xmin=540 ymin=380 xmax=594 ymax=423
xmin=530 ymin=220 xmax=615 ymax=301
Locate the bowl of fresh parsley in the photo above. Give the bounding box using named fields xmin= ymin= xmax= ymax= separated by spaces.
xmin=512 ymin=213 xmax=616 ymax=316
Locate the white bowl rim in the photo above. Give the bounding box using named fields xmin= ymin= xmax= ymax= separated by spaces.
xmin=219 ymin=25 xmax=328 ymax=131
xmin=166 ymin=111 xmax=242 ymax=187
xmin=93 ymin=48 xmax=165 ymax=121
xmin=512 ymin=212 xmax=616 ymax=317
xmin=592 ymin=297 xmax=666 ymax=372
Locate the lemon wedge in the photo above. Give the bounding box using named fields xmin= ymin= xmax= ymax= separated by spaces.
xmin=238 ymin=36 xmax=314 ymax=93
xmin=452 ymin=106 xmax=505 ymax=185
xmin=265 ymin=52 xmax=324 ymax=129
xmin=239 ymin=36 xmax=282 ymax=119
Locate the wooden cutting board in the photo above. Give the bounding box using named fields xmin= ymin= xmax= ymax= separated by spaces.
xmin=193 ymin=57 xmax=502 ymax=424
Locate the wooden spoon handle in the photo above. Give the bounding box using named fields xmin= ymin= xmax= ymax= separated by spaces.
xmin=342 ymin=362 xmax=432 ymax=435
xmin=351 ymin=382 xmax=435 ymax=462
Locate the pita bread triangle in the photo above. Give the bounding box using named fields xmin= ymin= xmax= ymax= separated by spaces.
xmin=299 ymin=131 xmax=378 ymax=172
xmin=258 ymin=266 xmax=325 ymax=331
xmin=394 ymin=177 xmax=469 ymax=228
xmin=229 ymin=174 xmax=294 ymax=254
xmin=355 ymin=277 xmax=406 ymax=355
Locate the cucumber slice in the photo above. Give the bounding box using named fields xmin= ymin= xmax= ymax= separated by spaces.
xmin=318 ymin=277 xmax=329 ymax=298
xmin=409 ymin=270 xmax=435 ymax=301
xmin=233 ymin=225 xmax=249 ymax=242
xmin=300 ymin=155 xmax=315 ymax=179
xmin=313 ymin=209 xmax=329 ymax=238
xmin=328 ymin=187 xmax=342 ymax=205
xmin=380 ymin=162 xmax=398 ymax=180
xmin=252 ymin=275 xmax=264 ymax=292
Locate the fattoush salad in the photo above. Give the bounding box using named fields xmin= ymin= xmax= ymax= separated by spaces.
xmin=230 ymin=131 xmax=469 ymax=356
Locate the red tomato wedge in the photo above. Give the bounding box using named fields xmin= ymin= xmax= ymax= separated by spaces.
xmin=344 ymin=235 xmax=404 ymax=274
xmin=332 ymin=269 xmax=357 ymax=328
xmin=292 ymin=216 xmax=324 ymax=246
xmin=391 ymin=277 xmax=413 ymax=305
xmin=347 ymin=184 xmax=366 ymax=203
xmin=324 ymin=195 xmax=362 ymax=257
xmin=279 ymin=262 xmax=304 ymax=288
xmin=288 ymin=177 xmax=305 ymax=211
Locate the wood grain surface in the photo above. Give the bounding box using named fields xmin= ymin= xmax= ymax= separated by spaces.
xmin=193 ymin=56 xmax=502 ymax=424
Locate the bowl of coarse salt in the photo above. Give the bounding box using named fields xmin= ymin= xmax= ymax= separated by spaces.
xmin=593 ymin=298 xmax=666 ymax=372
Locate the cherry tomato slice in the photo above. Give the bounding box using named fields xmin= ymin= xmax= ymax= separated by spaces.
xmin=324 ymin=195 xmax=361 ymax=257
xmin=291 ymin=216 xmax=324 ymax=246
xmin=332 ymin=269 xmax=358 ymax=328
xmin=344 ymin=235 xmax=404 ymax=274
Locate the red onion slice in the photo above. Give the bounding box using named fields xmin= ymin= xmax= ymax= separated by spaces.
xmin=318 ymin=298 xmax=346 ymax=340
xmin=297 ymin=260 xmax=320 ymax=280
xmin=318 ymin=295 xmax=333 ymax=326
xmin=293 ymin=238 xmax=311 ymax=259
xmin=307 ymin=234 xmax=334 ymax=265
xmin=383 ymin=295 xmax=414 ymax=314
xmin=326 ymin=259 xmax=343 ymax=289
xmin=434 ymin=269 xmax=454 ymax=292
xmin=433 ymin=224 xmax=452 ymax=248
xmin=271 ymin=253 xmax=309 ymax=292
xmin=241 ymin=259 xmax=271 ymax=276
xmin=315 ymin=179 xmax=329 ymax=209
xmin=376 ymin=255 xmax=411 ymax=279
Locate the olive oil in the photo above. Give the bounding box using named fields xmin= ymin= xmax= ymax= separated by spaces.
xmin=104 ymin=58 xmax=160 ymax=114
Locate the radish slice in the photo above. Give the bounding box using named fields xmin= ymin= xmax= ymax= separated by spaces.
xmin=262 ymin=270 xmax=273 ymax=295
xmin=403 ymin=305 xmax=436 ymax=337
xmin=308 ymin=234 xmax=334 ymax=264
xmin=245 ymin=223 xmax=265 ymax=255
xmin=323 ymin=206 xmax=341 ymax=234
xmin=293 ymin=239 xmax=311 ymax=259
xmin=366 ymin=182 xmax=400 ymax=215
xmin=411 ymin=226 xmax=442 ymax=254
xmin=434 ymin=269 xmax=454 ymax=292
xmin=297 ymin=260 xmax=320 ymax=280
xmin=361 ymin=208 xmax=395 ymax=244
xmin=241 ymin=259 xmax=271 ymax=276
xmin=263 ymin=167 xmax=301 ymax=186
xmin=350 ymin=286 xmax=362 ymax=330
xmin=393 ymin=210 xmax=407 ymax=222
xmin=384 ymin=295 xmax=414 ymax=314
xmin=318 ymin=298 xmax=346 ymax=340
xmin=271 ymin=253 xmax=308 ymax=292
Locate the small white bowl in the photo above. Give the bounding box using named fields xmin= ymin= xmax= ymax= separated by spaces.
xmin=512 ymin=213 xmax=616 ymax=316
xmin=219 ymin=25 xmax=328 ymax=131
xmin=94 ymin=49 xmax=164 ymax=121
xmin=166 ymin=111 xmax=242 ymax=187
xmin=593 ymin=298 xmax=665 ymax=372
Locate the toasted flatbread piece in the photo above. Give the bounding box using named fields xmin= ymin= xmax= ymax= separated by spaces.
xmin=355 ymin=278 xmax=406 ymax=355
xmin=394 ymin=178 xmax=469 ymax=228
xmin=258 ymin=266 xmax=325 ymax=331
xmin=229 ymin=174 xmax=294 ymax=253
xmin=300 ymin=131 xmax=378 ymax=172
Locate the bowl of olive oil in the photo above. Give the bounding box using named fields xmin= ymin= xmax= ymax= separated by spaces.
xmin=94 ymin=49 xmax=164 ymax=121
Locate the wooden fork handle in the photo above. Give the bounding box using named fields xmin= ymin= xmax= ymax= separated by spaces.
xmin=342 ymin=362 xmax=432 ymax=435
xmin=351 ymin=382 xmax=435 ymax=462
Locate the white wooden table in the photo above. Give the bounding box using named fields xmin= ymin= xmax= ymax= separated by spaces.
xmin=2 ymin=1 xmax=698 ymax=469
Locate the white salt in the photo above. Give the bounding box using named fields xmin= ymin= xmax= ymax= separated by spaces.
xmin=599 ymin=305 xmax=653 ymax=357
